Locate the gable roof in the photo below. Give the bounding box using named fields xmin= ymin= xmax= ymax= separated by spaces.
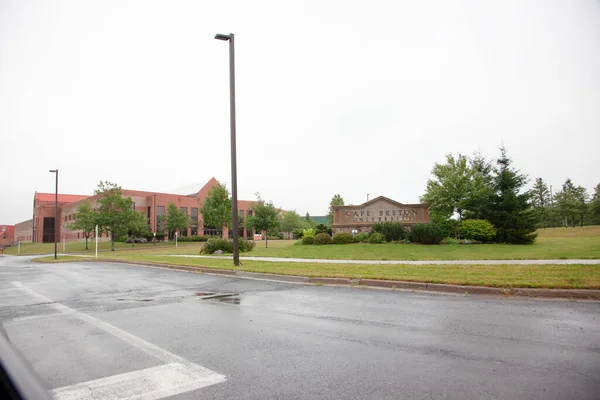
xmin=336 ymin=195 xmax=429 ymax=209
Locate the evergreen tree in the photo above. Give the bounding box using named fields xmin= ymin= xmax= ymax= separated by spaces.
xmin=590 ymin=183 xmax=600 ymax=225
xmin=327 ymin=194 xmax=345 ymax=226
xmin=554 ymin=179 xmax=587 ymax=227
xmin=484 ymin=147 xmax=537 ymax=244
xmin=530 ymin=178 xmax=551 ymax=228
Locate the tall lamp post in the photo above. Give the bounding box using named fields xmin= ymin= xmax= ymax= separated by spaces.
xmin=215 ymin=32 xmax=240 ymax=266
xmin=49 ymin=169 xmax=58 ymax=259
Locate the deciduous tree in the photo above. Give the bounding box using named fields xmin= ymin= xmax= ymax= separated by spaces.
xmin=94 ymin=181 xmax=145 ymax=251
xmin=245 ymin=194 xmax=280 ymax=248
xmin=165 ymin=202 xmax=190 ymax=239
xmin=200 ymin=182 xmax=232 ymax=238
xmin=69 ymin=201 xmax=97 ymax=250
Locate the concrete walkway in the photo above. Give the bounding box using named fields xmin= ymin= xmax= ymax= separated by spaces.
xmin=163 ymin=254 xmax=600 ymax=265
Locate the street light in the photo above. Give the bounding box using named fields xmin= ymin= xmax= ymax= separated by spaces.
xmin=49 ymin=169 xmax=58 ymax=259
xmin=215 ymin=32 xmax=240 ymax=266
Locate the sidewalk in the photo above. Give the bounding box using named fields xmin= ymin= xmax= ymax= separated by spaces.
xmin=163 ymin=255 xmax=600 ymax=265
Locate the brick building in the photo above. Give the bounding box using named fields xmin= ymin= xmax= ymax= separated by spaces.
xmin=14 ymin=178 xmax=257 ymax=243
xmin=0 ymin=224 xmax=15 ymax=248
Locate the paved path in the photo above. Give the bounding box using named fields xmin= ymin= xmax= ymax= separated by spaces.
xmin=1 ymin=256 xmax=599 ymax=399
xmin=164 ymin=254 xmax=600 ymax=265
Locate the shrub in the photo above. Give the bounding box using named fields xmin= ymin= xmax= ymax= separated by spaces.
xmin=353 ymin=232 xmax=369 ymax=243
xmin=201 ymin=238 xmax=233 ymax=254
xmin=371 ymin=222 xmax=406 ymax=242
xmin=332 ymin=232 xmax=353 ymax=244
xmin=368 ymin=232 xmax=386 ymax=244
xmin=238 ymin=239 xmax=256 ymax=252
xmin=177 ymin=235 xmax=211 ymax=242
xmin=434 ymin=219 xmax=462 ymax=239
xmin=303 ymin=228 xmax=315 ymax=238
xmin=201 ymin=238 xmax=255 ymax=253
xmin=440 ymin=237 xmax=460 ymax=245
xmin=460 ymin=219 xmax=496 ymax=242
xmin=409 ymin=224 xmax=443 ymax=244
xmin=267 ymin=236 xmax=281 ymax=240
xmin=292 ymin=228 xmax=304 ymax=239
xmin=314 ymin=232 xmax=332 ymax=245
xmin=314 ymin=224 xmax=332 ymax=236
xmin=302 ymin=236 xmax=315 ymax=245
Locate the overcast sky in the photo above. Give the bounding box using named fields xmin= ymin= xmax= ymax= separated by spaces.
xmin=1 ymin=0 xmax=599 ymax=225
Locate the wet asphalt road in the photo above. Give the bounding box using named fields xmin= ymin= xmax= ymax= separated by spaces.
xmin=1 ymin=256 xmax=599 ymax=400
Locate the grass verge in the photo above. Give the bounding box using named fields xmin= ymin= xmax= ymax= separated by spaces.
xmin=33 ymin=254 xmax=600 ymax=289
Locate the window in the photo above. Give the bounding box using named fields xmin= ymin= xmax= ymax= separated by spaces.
xmin=190 ymin=208 xmax=199 ymax=236
xmin=156 ymin=206 xmax=165 ymax=232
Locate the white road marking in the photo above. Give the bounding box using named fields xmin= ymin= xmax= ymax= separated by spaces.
xmin=51 ymin=362 xmax=226 ymax=400
xmin=11 ymin=282 xmax=226 ymax=399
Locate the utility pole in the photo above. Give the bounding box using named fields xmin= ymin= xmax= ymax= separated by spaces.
xmin=215 ymin=32 xmax=240 ymax=266
xmin=49 ymin=169 xmax=58 ymax=259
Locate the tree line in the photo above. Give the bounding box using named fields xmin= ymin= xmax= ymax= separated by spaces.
xmin=420 ymin=147 xmax=600 ymax=244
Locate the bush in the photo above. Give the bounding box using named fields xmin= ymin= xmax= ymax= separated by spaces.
xmin=303 ymin=228 xmax=315 ymax=238
xmin=302 ymin=236 xmax=315 ymax=245
xmin=200 ymin=238 xmax=256 ymax=254
xmin=409 ymin=224 xmax=443 ymax=244
xmin=292 ymin=228 xmax=304 ymax=239
xmin=434 ymin=219 xmax=462 ymax=239
xmin=267 ymin=236 xmax=281 ymax=240
xmin=460 ymin=219 xmax=496 ymax=242
xmin=332 ymin=232 xmax=353 ymax=244
xmin=238 ymin=239 xmax=256 ymax=252
xmin=368 ymin=232 xmax=386 ymax=244
xmin=177 ymin=235 xmax=211 ymax=243
xmin=314 ymin=232 xmax=332 ymax=245
xmin=201 ymin=238 xmax=233 ymax=254
xmin=353 ymin=232 xmax=369 ymax=243
xmin=371 ymin=222 xmax=406 ymax=242
xmin=440 ymin=237 xmax=460 ymax=245
xmin=314 ymin=224 xmax=332 ymax=236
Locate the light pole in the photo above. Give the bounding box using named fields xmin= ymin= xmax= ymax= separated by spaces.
xmin=215 ymin=32 xmax=240 ymax=266
xmin=49 ymin=169 xmax=58 ymax=259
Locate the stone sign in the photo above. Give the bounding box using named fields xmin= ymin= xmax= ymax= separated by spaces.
xmin=332 ymin=196 xmax=429 ymax=234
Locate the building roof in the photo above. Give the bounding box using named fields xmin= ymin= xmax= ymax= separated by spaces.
xmin=35 ymin=192 xmax=89 ymax=203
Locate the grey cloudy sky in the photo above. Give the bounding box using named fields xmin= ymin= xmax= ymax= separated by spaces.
xmin=1 ymin=0 xmax=599 ymax=225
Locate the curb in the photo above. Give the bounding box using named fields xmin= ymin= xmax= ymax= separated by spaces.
xmin=45 ymin=258 xmax=600 ymax=300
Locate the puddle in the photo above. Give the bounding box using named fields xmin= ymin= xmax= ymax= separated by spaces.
xmin=116 ymin=298 xmax=153 ymax=302
xmin=208 ymin=296 xmax=241 ymax=305
xmin=198 ymin=293 xmax=241 ymax=305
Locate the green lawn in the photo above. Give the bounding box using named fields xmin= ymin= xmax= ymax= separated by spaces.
xmin=34 ymin=253 xmax=600 ymax=289
xmin=9 ymin=226 xmax=600 ymax=260
xmin=2 ymin=241 xmax=196 ymax=255
xmin=27 ymin=226 xmax=600 ymax=289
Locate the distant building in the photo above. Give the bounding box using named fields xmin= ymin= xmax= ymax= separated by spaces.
xmin=0 ymin=224 xmax=15 ymax=248
xmin=332 ymin=196 xmax=429 ymax=234
xmin=14 ymin=178 xmax=258 ymax=243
